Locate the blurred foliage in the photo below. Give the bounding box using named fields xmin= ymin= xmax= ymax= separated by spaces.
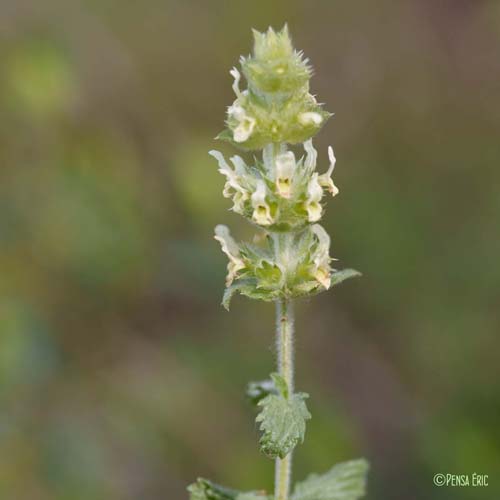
xmin=0 ymin=1 xmax=499 ymax=499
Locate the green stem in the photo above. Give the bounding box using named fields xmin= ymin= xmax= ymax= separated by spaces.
xmin=274 ymin=298 xmax=294 ymax=500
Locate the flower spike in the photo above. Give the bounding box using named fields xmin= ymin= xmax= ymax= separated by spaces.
xmin=194 ymin=26 xmax=367 ymax=500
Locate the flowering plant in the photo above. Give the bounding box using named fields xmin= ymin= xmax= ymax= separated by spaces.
xmin=189 ymin=26 xmax=369 ymax=500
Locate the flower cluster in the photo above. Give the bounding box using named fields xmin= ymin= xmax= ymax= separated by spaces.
xmin=218 ymin=25 xmax=330 ymax=150
xmin=212 ymin=26 xmax=359 ymax=308
xmin=210 ymin=139 xmax=338 ymax=232
xmin=215 ymin=224 xmax=336 ymax=308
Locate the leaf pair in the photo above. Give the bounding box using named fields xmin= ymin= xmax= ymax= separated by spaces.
xmin=187 ymin=479 xmax=269 ymax=500
xmin=188 ymin=459 xmax=369 ymax=500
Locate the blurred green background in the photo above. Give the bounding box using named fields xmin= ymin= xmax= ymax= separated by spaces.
xmin=1 ymin=1 xmax=499 ymax=499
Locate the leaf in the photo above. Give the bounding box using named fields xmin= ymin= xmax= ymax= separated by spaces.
xmin=188 ymin=479 xmax=271 ymax=500
xmin=188 ymin=478 xmax=238 ymax=500
xmin=215 ymin=129 xmax=234 ymax=142
xmin=330 ymin=269 xmax=362 ymax=287
xmin=239 ymin=286 xmax=281 ymax=302
xmin=291 ymin=459 xmax=369 ymax=500
xmin=236 ymin=493 xmax=271 ymax=500
xmin=256 ymin=380 xmax=311 ymax=459
xmin=222 ymin=279 xmax=258 ymax=310
xmin=222 ymin=282 xmax=245 ymax=310
xmin=222 ymin=279 xmax=281 ymax=310
xmin=254 ymin=260 xmax=283 ymax=288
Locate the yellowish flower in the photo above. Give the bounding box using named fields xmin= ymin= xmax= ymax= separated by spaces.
xmin=304 ymin=173 xmax=323 ymax=222
xmin=227 ymin=102 xmax=256 ymax=143
xmin=251 ymin=180 xmax=274 ymax=225
xmin=275 ymin=151 xmax=296 ymax=198
xmin=214 ymin=225 xmax=246 ymax=286
xmin=311 ymin=224 xmax=332 ymax=289
xmin=318 ymin=146 xmax=339 ymax=196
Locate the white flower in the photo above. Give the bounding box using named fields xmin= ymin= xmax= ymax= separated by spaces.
xmin=298 ymin=111 xmax=323 ymax=126
xmin=231 ymin=191 xmax=249 ymax=213
xmin=303 ymin=139 xmax=318 ymax=173
xmin=227 ymin=103 xmax=246 ymax=121
xmin=227 ymin=102 xmax=256 ymax=143
xmin=229 ymin=67 xmax=241 ymax=97
xmin=234 ymin=115 xmax=256 ymax=143
xmin=311 ymin=224 xmax=332 ymax=289
xmin=229 ymin=154 xmax=247 ymax=176
xmin=275 ymin=151 xmax=296 ymax=198
xmin=304 ymin=173 xmax=323 ymax=222
xmin=227 ymin=155 xmax=251 ymax=212
xmin=209 ymin=150 xmax=246 ymax=197
xmin=318 ymin=146 xmax=339 ymax=196
xmin=214 ymin=225 xmax=246 ymax=286
xmin=251 ymin=180 xmax=273 ymax=226
xmin=209 ymin=151 xmax=254 ymax=214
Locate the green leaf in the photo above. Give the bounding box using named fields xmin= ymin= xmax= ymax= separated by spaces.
xmin=256 ymin=382 xmax=311 ymax=459
xmin=291 ymin=459 xmax=369 ymax=500
xmin=221 ymin=279 xmax=258 ymax=310
xmin=236 ymin=493 xmax=271 ymax=500
xmin=188 ymin=479 xmax=271 ymax=500
xmin=254 ymin=260 xmax=283 ymax=288
xmin=222 ymin=279 xmax=282 ymax=310
xmin=222 ymin=282 xmax=245 ymax=310
xmin=330 ymin=269 xmax=362 ymax=287
xmin=188 ymin=478 xmax=238 ymax=500
xmin=215 ymin=129 xmax=234 ymax=142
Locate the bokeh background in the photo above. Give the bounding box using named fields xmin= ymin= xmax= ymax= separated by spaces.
xmin=1 ymin=1 xmax=500 ymax=499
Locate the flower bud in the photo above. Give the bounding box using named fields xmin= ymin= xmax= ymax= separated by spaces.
xmin=298 ymin=112 xmax=323 ymax=126
xmin=241 ymin=25 xmax=311 ymax=97
xmin=218 ymin=25 xmax=331 ymax=150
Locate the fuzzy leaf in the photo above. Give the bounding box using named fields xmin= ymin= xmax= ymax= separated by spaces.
xmin=222 ymin=282 xmax=244 ymax=310
xmin=188 ymin=479 xmax=270 ymax=500
xmin=256 ymin=381 xmax=311 ymax=459
xmin=222 ymin=279 xmax=258 ymax=310
xmin=236 ymin=493 xmax=271 ymax=500
xmin=222 ymin=279 xmax=282 ymax=310
xmin=291 ymin=459 xmax=369 ymax=500
xmin=330 ymin=269 xmax=362 ymax=287
xmin=188 ymin=478 xmax=238 ymax=500
xmin=215 ymin=129 xmax=234 ymax=143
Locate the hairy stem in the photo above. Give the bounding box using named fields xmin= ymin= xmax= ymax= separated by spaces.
xmin=275 ymin=298 xmax=294 ymax=500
